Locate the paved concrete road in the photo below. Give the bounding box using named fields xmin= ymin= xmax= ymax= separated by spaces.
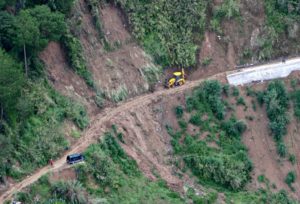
xmin=227 ymin=57 xmax=300 ymax=86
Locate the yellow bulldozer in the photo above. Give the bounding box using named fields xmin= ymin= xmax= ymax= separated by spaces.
xmin=165 ymin=68 xmax=186 ymax=88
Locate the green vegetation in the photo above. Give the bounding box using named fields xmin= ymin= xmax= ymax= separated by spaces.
xmin=0 ymin=1 xmax=90 ymax=181
xmin=0 ymin=80 xmax=88 ymax=180
xmin=285 ymin=171 xmax=296 ymax=190
xmin=61 ymin=30 xmax=94 ymax=87
xmin=210 ymin=0 xmax=240 ymax=34
xmin=15 ymin=128 xmax=183 ymax=203
xmin=113 ymin=0 xmax=208 ymax=67
xmin=168 ymin=80 xmax=252 ymax=190
xmin=289 ymin=154 xmax=296 ymax=165
xmin=225 ymin=189 xmax=298 ymax=204
xmin=258 ymin=0 xmax=300 ymax=60
xmin=291 ymin=89 xmax=300 ymax=119
xmin=263 ymin=81 xmax=289 ymax=157
xmin=202 ymin=57 xmax=212 ymax=66
xmin=109 ymin=85 xmax=129 ymax=103
xmin=141 ymin=65 xmax=162 ymax=85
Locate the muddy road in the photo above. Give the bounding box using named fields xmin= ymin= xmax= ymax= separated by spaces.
xmin=2 ymin=57 xmax=300 ymax=202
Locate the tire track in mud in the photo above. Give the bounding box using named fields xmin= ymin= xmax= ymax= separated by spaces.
xmin=0 ymin=72 xmax=224 ymax=202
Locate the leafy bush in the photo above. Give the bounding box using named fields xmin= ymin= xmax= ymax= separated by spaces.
xmin=236 ymin=97 xmax=246 ymax=106
xmin=52 ymin=180 xmax=88 ymax=203
xmin=257 ymin=175 xmax=266 ymax=183
xmin=174 ymin=106 xmax=184 ymax=118
xmin=168 ymin=81 xmax=252 ymax=190
xmin=223 ymin=84 xmax=230 ymax=96
xmin=277 ymin=142 xmax=287 ymax=157
xmin=285 ymin=171 xmax=296 ymax=187
xmin=291 ymin=90 xmax=300 ymax=120
xmin=221 ymin=118 xmax=247 ymax=138
xmin=289 ymin=154 xmax=296 ymax=165
xmin=263 ymin=81 xmax=289 ymax=156
xmin=189 ymin=113 xmax=202 ymax=126
xmin=232 ymin=87 xmax=240 ymax=97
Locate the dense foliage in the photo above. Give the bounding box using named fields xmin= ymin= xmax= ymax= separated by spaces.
xmin=257 ymin=0 xmax=300 ymax=60
xmin=0 ymin=1 xmax=90 ymax=182
xmin=14 ymin=129 xmax=183 ymax=204
xmin=113 ymin=0 xmax=208 ymax=67
xmin=168 ymin=80 xmax=252 ymax=190
xmin=261 ymin=81 xmax=290 ymax=157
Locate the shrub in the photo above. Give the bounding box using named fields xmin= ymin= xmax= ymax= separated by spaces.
xmin=246 ymin=87 xmax=256 ymax=97
xmin=109 ymin=85 xmax=128 ymax=103
xmin=290 ymin=79 xmax=297 ymax=90
xmin=221 ymin=118 xmax=247 ymax=138
xmin=142 ymin=65 xmax=162 ymax=85
xmin=256 ymin=91 xmax=265 ymax=106
xmin=285 ymin=171 xmax=296 ymax=187
xmin=257 ymin=175 xmax=266 ymax=183
xmin=277 ymin=142 xmax=287 ymax=157
xmin=202 ymin=57 xmax=212 ymax=66
xmin=264 ymin=81 xmax=289 ymax=156
xmin=174 ymin=106 xmax=184 ymax=118
xmin=52 ymin=180 xmax=88 ymax=204
xmin=178 ymin=119 xmax=188 ymax=131
xmin=289 ymin=154 xmax=296 ymax=165
xmin=232 ymin=87 xmax=240 ymax=97
xmin=236 ymin=97 xmax=246 ymax=106
xmin=223 ymin=84 xmax=230 ymax=96
xmin=189 ymin=113 xmax=202 ymax=126
xmin=61 ymin=31 xmax=94 ymax=88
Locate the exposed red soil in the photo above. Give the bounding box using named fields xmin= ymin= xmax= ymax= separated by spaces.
xmin=192 ymin=0 xmax=265 ymax=80
xmin=75 ymin=1 xmax=152 ymax=99
xmin=108 ymin=96 xmax=184 ymax=191
xmin=39 ymin=42 xmax=98 ymax=115
xmin=29 ymin=0 xmax=300 ymax=202
xmin=101 ymin=5 xmax=131 ymax=44
xmin=49 ymin=168 xmax=76 ymax=182
xmin=233 ymin=83 xmax=300 ymax=200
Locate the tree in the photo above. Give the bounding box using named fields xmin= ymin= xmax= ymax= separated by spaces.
xmin=14 ymin=5 xmax=66 ymax=76
xmin=28 ymin=5 xmax=66 ymax=41
xmin=47 ymin=0 xmax=75 ymax=14
xmin=14 ymin=9 xmax=41 ymax=76
xmin=0 ymin=49 xmax=24 ymax=120
xmin=0 ymin=11 xmax=16 ymax=50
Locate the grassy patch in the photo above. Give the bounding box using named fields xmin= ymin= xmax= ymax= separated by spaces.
xmin=0 ymin=80 xmax=89 ymax=180
xmin=168 ymin=80 xmax=252 ymax=190
xmin=109 ymin=85 xmax=129 ymax=103
xmin=15 ymin=128 xmax=183 ymax=204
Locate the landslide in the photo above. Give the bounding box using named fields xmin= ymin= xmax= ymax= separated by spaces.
xmin=6 ymin=0 xmax=300 ymax=202
xmin=0 ymin=72 xmax=225 ymax=203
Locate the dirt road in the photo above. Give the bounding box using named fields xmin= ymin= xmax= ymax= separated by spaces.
xmin=2 ymin=57 xmax=300 ymax=202
xmin=0 ymin=71 xmax=225 ymax=202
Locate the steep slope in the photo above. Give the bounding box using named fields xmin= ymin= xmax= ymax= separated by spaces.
xmin=72 ymin=1 xmax=154 ymax=99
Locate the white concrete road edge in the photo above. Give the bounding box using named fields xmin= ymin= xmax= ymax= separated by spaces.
xmin=227 ymin=57 xmax=300 ymax=86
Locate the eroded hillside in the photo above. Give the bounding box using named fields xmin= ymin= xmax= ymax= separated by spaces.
xmin=1 ymin=0 xmax=300 ymax=203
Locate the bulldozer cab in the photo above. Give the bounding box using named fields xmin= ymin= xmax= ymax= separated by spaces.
xmin=165 ymin=68 xmax=186 ymax=88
